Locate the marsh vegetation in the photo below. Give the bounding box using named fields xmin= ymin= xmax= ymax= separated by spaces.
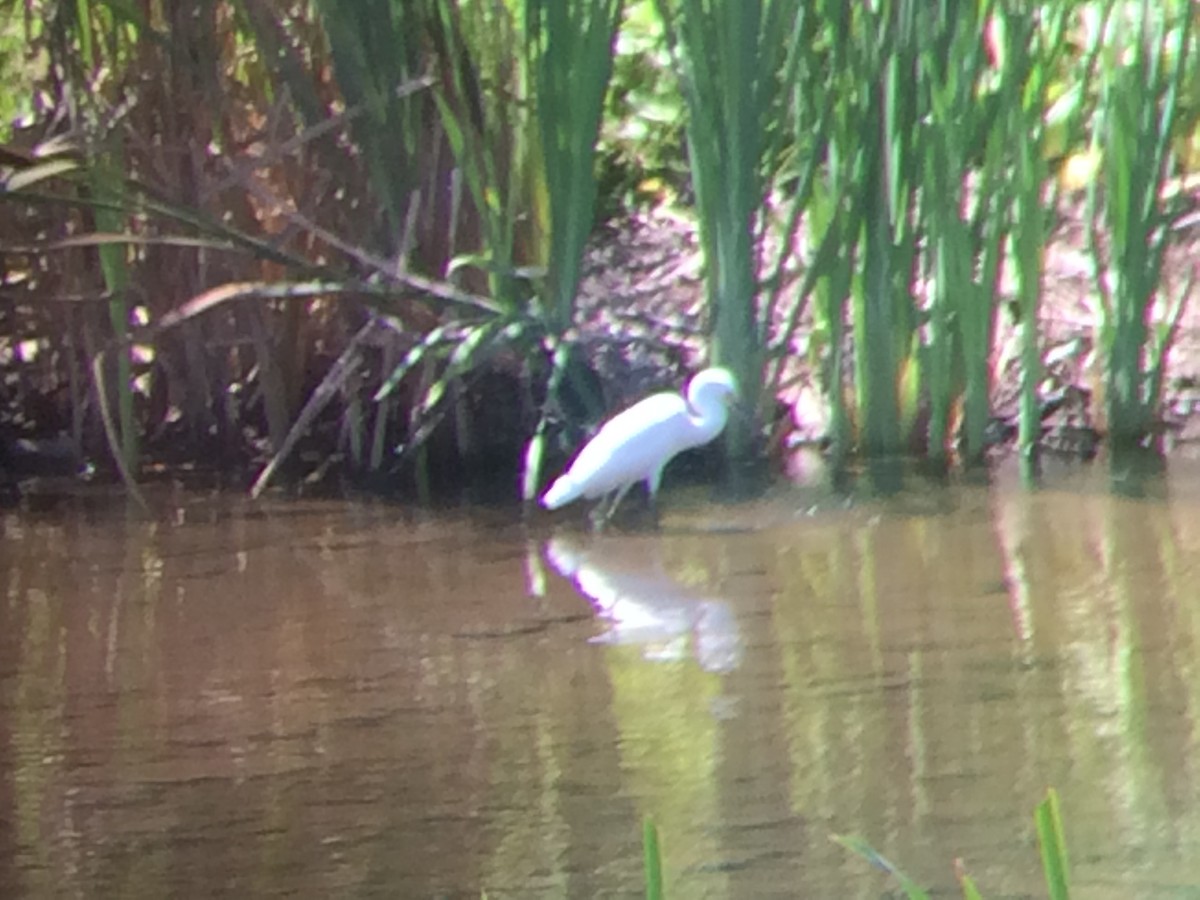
xmin=0 ymin=1 xmax=1197 ymax=498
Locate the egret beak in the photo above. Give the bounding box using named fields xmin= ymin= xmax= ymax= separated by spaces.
xmin=686 ymin=385 xmax=744 ymax=420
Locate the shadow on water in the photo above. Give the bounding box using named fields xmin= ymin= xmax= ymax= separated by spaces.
xmin=3 ymin=453 xmax=1200 ymax=896
xmin=1106 ymin=445 xmax=1169 ymax=499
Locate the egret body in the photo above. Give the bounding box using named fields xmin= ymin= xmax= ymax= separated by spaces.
xmin=540 ymin=367 xmax=738 ymax=522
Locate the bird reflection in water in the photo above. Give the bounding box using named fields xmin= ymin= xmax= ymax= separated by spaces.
xmin=543 ymin=535 xmax=743 ymax=674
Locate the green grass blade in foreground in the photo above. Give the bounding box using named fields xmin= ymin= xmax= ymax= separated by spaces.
xmin=1035 ymin=788 xmax=1070 ymax=900
xmin=832 ymin=834 xmax=932 ymax=900
xmin=953 ymin=855 xmax=986 ymax=899
xmin=643 ymin=816 xmax=664 ymax=900
xmin=957 ymin=868 xmax=985 ymax=900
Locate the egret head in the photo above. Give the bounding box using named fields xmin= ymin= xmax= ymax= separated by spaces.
xmin=687 ymin=367 xmax=739 ymax=413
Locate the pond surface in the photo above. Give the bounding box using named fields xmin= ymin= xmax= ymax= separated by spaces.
xmin=3 ymin=455 xmax=1200 ymax=898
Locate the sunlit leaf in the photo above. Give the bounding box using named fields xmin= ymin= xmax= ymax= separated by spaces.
xmin=4 ymin=158 xmax=81 ymax=191
xmin=375 ymin=324 xmax=455 ymax=402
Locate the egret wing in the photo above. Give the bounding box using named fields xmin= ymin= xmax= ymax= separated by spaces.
xmin=566 ymin=394 xmax=690 ymax=499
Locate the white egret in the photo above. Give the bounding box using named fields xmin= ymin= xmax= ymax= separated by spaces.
xmin=540 ymin=367 xmax=738 ymax=523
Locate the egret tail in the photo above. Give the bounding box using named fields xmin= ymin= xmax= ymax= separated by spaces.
xmin=541 ymin=475 xmax=582 ymax=509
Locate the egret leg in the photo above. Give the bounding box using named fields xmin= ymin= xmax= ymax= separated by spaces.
xmin=588 ymin=499 xmax=609 ymax=530
xmin=644 ymin=471 xmax=665 ymax=526
xmin=645 ymin=486 xmax=661 ymax=527
xmin=592 ymin=482 xmax=634 ymax=530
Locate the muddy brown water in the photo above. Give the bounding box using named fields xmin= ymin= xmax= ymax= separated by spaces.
xmin=3 ymin=454 xmax=1200 ymax=898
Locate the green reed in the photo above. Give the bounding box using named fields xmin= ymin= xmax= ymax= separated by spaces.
xmin=773 ymin=1 xmax=859 ymax=457
xmin=52 ymin=1 xmax=140 ymax=474
xmin=916 ymin=0 xmax=1006 ymax=461
xmin=528 ymin=0 xmax=623 ymax=332
xmin=521 ymin=0 xmax=623 ymax=498
xmin=1088 ymin=0 xmax=1194 ymax=447
xmin=788 ymin=1 xmax=994 ymax=457
xmin=758 ymin=1 xmax=1127 ymax=461
xmin=851 ymin=0 xmax=920 ymax=456
xmin=313 ymin=0 xmax=427 ymax=256
xmin=654 ymin=0 xmax=802 ymax=461
xmin=1002 ymin=3 xmax=1079 ymax=462
xmin=643 ymin=816 xmax=664 ymax=900
xmin=349 ymin=0 xmax=621 ymax=499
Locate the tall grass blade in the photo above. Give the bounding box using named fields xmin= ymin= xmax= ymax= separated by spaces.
xmin=953 ymin=856 xmax=986 ymax=899
xmin=642 ymin=816 xmax=664 ymax=900
xmin=1035 ymin=788 xmax=1071 ymax=900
